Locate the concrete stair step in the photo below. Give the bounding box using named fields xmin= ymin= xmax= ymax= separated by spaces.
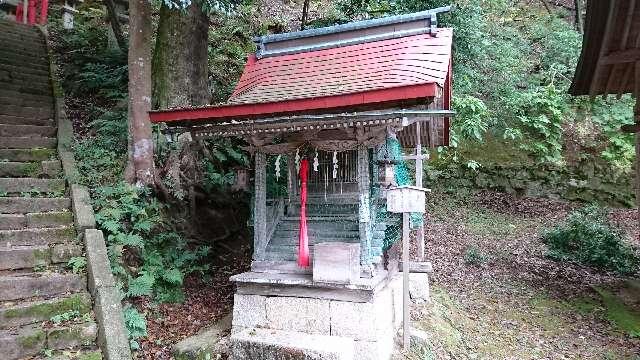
xmin=0 ymin=55 xmax=49 ymax=71
xmin=0 ymin=324 xmax=46 ymax=360
xmin=269 ymin=233 xmax=359 ymax=246
xmin=0 ymin=149 xmax=56 ymax=162
xmin=272 ymin=230 xmax=359 ymax=240
xmin=0 ymin=197 xmax=70 ymax=214
xmin=0 ymin=89 xmax=52 ymax=104
xmin=0 ymin=62 xmax=49 ymax=77
xmin=0 ymin=72 xmax=50 ymax=86
xmin=0 ymin=160 xmax=62 ymax=178
xmin=280 ymin=215 xmax=358 ymax=221
xmin=0 ymin=96 xmax=53 ymax=109
xmin=0 ymin=321 xmax=97 ymax=360
xmin=0 ymin=83 xmax=52 ymax=96
xmin=0 ymin=242 xmax=80 ymax=270
xmin=0 ymin=115 xmax=54 ymax=127
xmin=0 ymin=292 xmax=92 ymax=329
xmin=0 ymin=178 xmax=64 ymax=194
xmin=0 ymin=24 xmax=43 ymax=38
xmin=0 ymin=211 xmax=73 ymax=230
xmin=0 ymin=105 xmax=53 ymax=119
xmin=0 ymin=124 xmax=56 ymax=138
xmin=0 ymin=226 xmax=75 ymax=246
xmin=0 ymin=137 xmax=57 ymax=149
xmin=0 ymin=272 xmax=86 ymax=301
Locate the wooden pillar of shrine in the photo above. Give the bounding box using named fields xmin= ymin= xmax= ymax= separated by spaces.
xmin=357 ymin=145 xmax=372 ymax=267
xmin=254 ymin=151 xmax=268 ymax=260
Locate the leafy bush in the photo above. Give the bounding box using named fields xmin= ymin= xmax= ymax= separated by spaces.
xmin=123 ymin=305 xmax=147 ymax=350
xmin=542 ymin=206 xmax=639 ymax=275
xmin=93 ymin=183 xmax=210 ymax=303
xmin=463 ymin=245 xmax=488 ymax=266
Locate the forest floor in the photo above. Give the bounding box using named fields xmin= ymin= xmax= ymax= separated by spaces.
xmin=133 ymin=191 xmax=640 ymax=360
xmin=402 ymin=191 xmax=640 ymax=360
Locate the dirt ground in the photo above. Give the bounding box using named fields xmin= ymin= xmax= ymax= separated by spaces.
xmin=400 ymin=191 xmax=640 ymax=360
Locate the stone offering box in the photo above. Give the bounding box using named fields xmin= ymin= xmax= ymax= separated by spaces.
xmin=386 ymin=186 xmax=429 ymax=214
xmin=313 ymin=242 xmax=361 ymax=284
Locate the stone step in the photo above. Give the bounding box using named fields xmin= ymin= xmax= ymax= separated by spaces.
xmin=0 ymin=55 xmax=49 ymax=72
xmin=0 ymin=178 xmax=64 ymax=194
xmin=1 ymin=242 xmax=80 ymax=271
xmin=0 ymin=160 xmax=61 ymax=178
xmin=0 ymin=272 xmax=86 ymax=301
xmin=0 ymin=197 xmax=70 ymax=214
xmin=0 ymin=149 xmax=56 ymax=162
xmin=0 ymin=96 xmax=53 ymax=109
xmin=272 ymin=229 xmax=359 ymax=240
xmin=0 ymin=62 xmax=50 ymax=77
xmin=277 ymin=220 xmax=359 ymax=231
xmin=0 ymin=324 xmax=46 ymax=360
xmin=0 ymin=83 xmax=52 ymax=97
xmin=0 ymin=321 xmax=98 ymax=360
xmin=230 ymin=328 xmax=354 ymax=360
xmin=0 ymin=24 xmax=43 ymax=39
xmin=0 ymin=292 xmax=92 ymax=329
xmin=0 ymin=226 xmax=75 ymax=247
xmin=0 ymin=114 xmax=54 ymax=127
xmin=0 ymin=124 xmax=56 ymax=138
xmin=0 ymin=34 xmax=45 ymax=50
xmin=0 ymin=89 xmax=52 ymax=104
xmin=269 ymin=233 xmax=359 ymax=246
xmin=0 ymin=211 xmax=73 ymax=230
xmin=0 ymin=137 xmax=57 ymax=149
xmin=0 ymin=104 xmax=53 ymax=119
xmin=0 ymin=72 xmax=50 ymax=87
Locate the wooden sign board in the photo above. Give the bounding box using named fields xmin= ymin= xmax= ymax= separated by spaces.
xmin=386 ymin=186 xmax=428 ymax=213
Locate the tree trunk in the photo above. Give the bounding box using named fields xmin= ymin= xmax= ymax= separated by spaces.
xmin=104 ymin=0 xmax=127 ymax=52
xmin=125 ymin=0 xmax=154 ymax=186
xmin=574 ymin=0 xmax=584 ymax=33
xmin=301 ymin=0 xmax=310 ymax=30
xmin=152 ymin=2 xmax=210 ymax=109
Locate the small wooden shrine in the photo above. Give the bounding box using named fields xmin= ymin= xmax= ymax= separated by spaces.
xmin=150 ymin=7 xmax=454 ymax=359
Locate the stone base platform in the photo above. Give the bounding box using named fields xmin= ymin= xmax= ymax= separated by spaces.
xmin=230 ymin=272 xmax=404 ymax=360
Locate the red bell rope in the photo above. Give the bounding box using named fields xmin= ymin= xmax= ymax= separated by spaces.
xmin=298 ymin=159 xmax=310 ymax=267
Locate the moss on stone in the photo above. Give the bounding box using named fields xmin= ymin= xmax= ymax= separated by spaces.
xmin=18 ymin=162 xmax=42 ymax=177
xmin=18 ymin=329 xmax=45 ymax=349
xmin=28 ymin=148 xmax=56 ymax=161
xmin=4 ymin=294 xmax=91 ymax=320
xmin=76 ymin=351 xmax=103 ymax=360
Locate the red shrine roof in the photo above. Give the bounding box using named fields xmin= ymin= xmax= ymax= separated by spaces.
xmin=150 ymin=9 xmax=453 ymax=125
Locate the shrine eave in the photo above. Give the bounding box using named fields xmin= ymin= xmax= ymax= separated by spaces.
xmin=149 ymin=83 xmax=438 ymax=127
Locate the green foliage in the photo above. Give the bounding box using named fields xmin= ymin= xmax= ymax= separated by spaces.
xmin=123 ymin=305 xmax=147 ymax=350
xmin=67 ymin=257 xmax=87 ymax=274
xmin=93 ymin=183 xmax=210 ymax=303
xmin=50 ymin=310 xmax=81 ymax=325
xmin=542 ymin=206 xmax=640 ymax=275
xmin=463 ymin=245 xmax=488 ymax=266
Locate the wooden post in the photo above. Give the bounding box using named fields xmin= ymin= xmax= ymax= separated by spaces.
xmin=22 ymin=0 xmax=28 ymax=23
xmin=402 ymin=212 xmax=410 ymax=351
xmin=254 ymin=151 xmax=268 ymax=260
xmin=357 ymin=146 xmax=372 ymax=266
xmin=415 ymin=121 xmax=425 ymax=261
xmin=635 ymin=62 xmax=640 ymax=225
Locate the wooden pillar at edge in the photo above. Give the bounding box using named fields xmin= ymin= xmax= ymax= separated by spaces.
xmin=635 ymin=62 xmax=640 ymax=228
xmin=357 ymin=145 xmax=372 ymax=267
xmin=254 ymin=151 xmax=267 ymax=261
xmin=415 ymin=121 xmax=425 ymax=261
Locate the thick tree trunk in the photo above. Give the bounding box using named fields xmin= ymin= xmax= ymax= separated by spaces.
xmin=104 ymin=0 xmax=127 ymax=52
xmin=125 ymin=0 xmax=154 ymax=186
xmin=574 ymin=0 xmax=584 ymax=33
xmin=152 ymin=2 xmax=210 ymax=109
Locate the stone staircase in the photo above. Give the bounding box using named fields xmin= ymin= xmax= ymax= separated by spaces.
xmin=265 ymin=196 xmax=361 ymax=262
xmin=0 ymin=20 xmax=101 ymax=359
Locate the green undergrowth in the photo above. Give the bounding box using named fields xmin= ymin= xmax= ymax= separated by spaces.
xmin=593 ymin=287 xmax=640 ymax=338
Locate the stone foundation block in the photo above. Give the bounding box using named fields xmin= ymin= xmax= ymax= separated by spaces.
xmin=230 ymin=328 xmax=354 ymax=360
xmin=329 ymin=288 xmax=392 ymax=341
xmin=232 ymin=294 xmax=266 ymax=328
xmin=47 ymin=321 xmax=97 ymax=350
xmin=353 ymin=339 xmax=394 ymax=360
xmin=266 ymin=296 xmax=330 ymax=335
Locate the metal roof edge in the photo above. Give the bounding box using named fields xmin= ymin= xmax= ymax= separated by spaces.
xmin=252 ymin=6 xmax=452 ymax=45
